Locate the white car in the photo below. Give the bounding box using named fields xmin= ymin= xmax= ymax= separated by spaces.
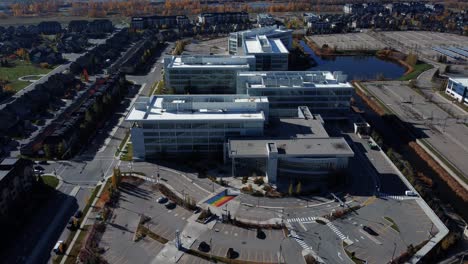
xmin=405 ymin=190 xmax=418 ymax=196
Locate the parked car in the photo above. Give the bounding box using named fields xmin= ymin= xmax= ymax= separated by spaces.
xmin=198 ymin=241 xmax=210 ymax=252
xmin=405 ymin=190 xmax=418 ymax=196
xmin=39 ymin=160 xmax=48 ymax=165
xmin=165 ymin=202 xmax=176 ymax=209
xmin=157 ymin=196 xmax=168 ymax=204
xmin=34 ymin=165 xmax=45 ymax=171
xmin=53 ymin=241 xmax=65 ymax=254
xmin=363 ymin=226 xmax=378 ymax=236
xmin=67 ymin=218 xmax=77 ymax=230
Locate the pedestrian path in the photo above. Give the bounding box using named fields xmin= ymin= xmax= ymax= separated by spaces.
xmin=326 ymin=222 xmax=347 ymax=240
xmin=286 ymin=216 xmax=317 ymax=223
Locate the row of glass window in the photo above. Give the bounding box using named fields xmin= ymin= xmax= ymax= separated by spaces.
xmin=142 ymin=122 xmax=263 ymax=130
xmin=146 ymin=144 xmax=224 ymax=152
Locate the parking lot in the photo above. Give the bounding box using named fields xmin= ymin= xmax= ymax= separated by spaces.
xmin=341 ymin=199 xmax=437 ymax=264
xmin=379 ymin=31 xmax=468 ymax=62
xmin=307 ymin=33 xmax=387 ymax=51
xmin=183 ymin=37 xmax=229 ymax=55
xmin=99 ymin=177 xmax=192 ymax=263
xmin=192 ymin=222 xmax=286 ymax=263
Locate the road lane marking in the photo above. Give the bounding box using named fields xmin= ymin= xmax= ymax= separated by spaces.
xmin=338 ymin=252 xmax=343 ymax=261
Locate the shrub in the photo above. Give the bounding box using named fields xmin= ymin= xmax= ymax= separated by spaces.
xmin=253 ymin=177 xmax=264 ymax=185
xmin=241 ymin=176 xmax=248 ymax=184
xmin=252 ymin=190 xmax=264 ymax=197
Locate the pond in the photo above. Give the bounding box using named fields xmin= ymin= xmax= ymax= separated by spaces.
xmin=299 ymin=40 xmax=406 ymax=80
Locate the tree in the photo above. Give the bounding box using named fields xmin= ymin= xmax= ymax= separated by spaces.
xmin=288 ymin=182 xmax=293 ymax=196
xmin=111 ymin=167 xmax=122 ymax=188
xmin=57 ymin=140 xmax=65 ymax=158
xmin=296 ymin=181 xmax=302 ymax=195
xmin=43 ymin=144 xmax=51 ymax=158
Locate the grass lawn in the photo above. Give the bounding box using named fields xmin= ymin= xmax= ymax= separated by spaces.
xmin=120 ymin=143 xmax=133 ymax=161
xmin=42 ymin=175 xmax=60 ymax=189
xmin=399 ymin=63 xmax=433 ymax=81
xmin=0 ymin=60 xmax=54 ymax=92
xmin=384 ymin=216 xmax=400 ymax=232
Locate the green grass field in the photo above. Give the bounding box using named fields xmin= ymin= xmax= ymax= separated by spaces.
xmin=399 ymin=63 xmax=433 ymax=81
xmin=42 ymin=175 xmax=59 ymax=189
xmin=0 ymin=60 xmax=53 ymax=92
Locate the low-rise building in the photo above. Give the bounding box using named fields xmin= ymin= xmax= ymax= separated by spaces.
xmin=257 ymin=13 xmax=276 ymax=27
xmin=198 ymin=12 xmax=249 ymax=25
xmin=237 ymin=71 xmax=353 ymax=118
xmin=0 ymin=158 xmax=35 ymax=224
xmin=126 ymin=95 xmax=269 ymax=159
xmin=38 ymin=21 xmax=62 ymax=35
xmin=226 ymin=107 xmax=354 ymax=184
xmin=445 ymin=77 xmax=468 ymax=105
xmin=228 ymin=26 xmax=293 ymax=55
xmin=164 ymin=55 xmax=256 ymax=94
xmin=131 ymin=15 xmax=190 ymax=30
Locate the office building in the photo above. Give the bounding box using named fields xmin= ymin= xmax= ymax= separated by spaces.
xmin=126 ymin=95 xmax=269 ymax=159
xmin=237 ymin=71 xmax=353 ymax=118
xmin=226 ymin=107 xmax=354 ymax=184
xmin=228 ymin=26 xmax=293 ymax=55
xmin=242 ymin=35 xmax=289 ymax=71
xmin=164 ymin=55 xmax=255 ymax=94
xmin=445 ymin=77 xmax=468 ymax=105
xmin=164 ymin=55 xmax=256 ymax=94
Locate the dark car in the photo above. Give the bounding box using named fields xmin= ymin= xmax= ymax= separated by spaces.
xmin=67 ymin=218 xmax=77 ymax=230
xmin=363 ymin=226 xmax=378 ymax=236
xmin=34 ymin=165 xmax=45 ymax=171
xmin=39 ymin=160 xmax=48 ymax=165
xmin=198 ymin=241 xmax=210 ymax=252
xmin=157 ymin=196 xmax=168 ymax=204
xmin=165 ymin=202 xmax=176 ymax=209
xmin=74 ymin=210 xmax=83 ymax=218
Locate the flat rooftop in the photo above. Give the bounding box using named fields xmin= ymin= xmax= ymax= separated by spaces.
xmin=126 ymin=95 xmax=268 ymax=122
xmin=449 ymin=77 xmax=468 ymax=87
xmin=165 ymin=55 xmax=255 ymax=69
xmin=266 ymin=116 xmax=329 ymax=138
xmin=228 ymin=138 xmax=354 ymax=157
xmin=238 ymin=71 xmax=352 ymax=89
xmin=244 ymin=37 xmax=289 ymax=54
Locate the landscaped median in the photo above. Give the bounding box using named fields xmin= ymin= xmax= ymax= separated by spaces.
xmin=41 ymin=175 xmax=60 ymax=189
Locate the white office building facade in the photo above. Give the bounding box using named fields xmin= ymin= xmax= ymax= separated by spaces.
xmin=445 ymin=77 xmax=468 ymax=105
xmin=237 ymin=71 xmax=354 ymax=118
xmin=242 ymin=35 xmax=289 ymax=71
xmin=164 ymin=55 xmax=255 ymax=94
xmin=126 ymin=95 xmax=269 ymax=159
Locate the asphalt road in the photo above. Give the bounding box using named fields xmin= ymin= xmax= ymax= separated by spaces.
xmin=364 ymin=81 xmax=468 ymax=183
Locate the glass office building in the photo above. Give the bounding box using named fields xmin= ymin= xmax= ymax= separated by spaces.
xmin=237 ymin=71 xmax=354 ymax=118
xmin=164 ymin=55 xmax=256 ymax=94
xmin=126 ymin=95 xmax=269 ymax=159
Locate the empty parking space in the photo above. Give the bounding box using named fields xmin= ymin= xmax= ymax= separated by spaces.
xmin=309 ymin=33 xmax=387 ymax=51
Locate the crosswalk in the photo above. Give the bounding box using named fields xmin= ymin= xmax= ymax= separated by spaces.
xmin=326 ymin=222 xmax=347 ymax=240
xmin=379 ymin=193 xmax=416 ymax=201
xmin=286 ymin=216 xmax=317 ymax=223
xmin=289 ymin=229 xmax=310 ymax=250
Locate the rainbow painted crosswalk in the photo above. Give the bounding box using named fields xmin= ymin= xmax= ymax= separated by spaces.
xmin=205 ymin=190 xmax=237 ymax=207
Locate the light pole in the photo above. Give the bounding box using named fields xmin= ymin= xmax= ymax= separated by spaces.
xmin=391 ymin=242 xmax=397 ymax=263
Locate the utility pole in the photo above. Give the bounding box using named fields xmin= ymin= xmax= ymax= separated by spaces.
xmin=391 ymin=242 xmax=397 ymax=263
